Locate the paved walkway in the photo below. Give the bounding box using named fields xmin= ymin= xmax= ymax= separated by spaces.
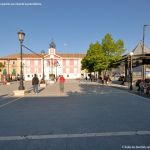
xmin=0 ymin=80 xmax=150 ymax=150
xmin=28 ymin=80 xmax=82 ymax=97
xmin=0 ymin=80 xmax=84 ymax=97
xmin=0 ymin=80 xmax=132 ymax=97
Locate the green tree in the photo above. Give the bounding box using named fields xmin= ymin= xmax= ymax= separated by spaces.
xmin=0 ymin=62 xmax=4 ymax=72
xmin=81 ymin=42 xmax=103 ymax=73
xmin=12 ymin=69 xmax=16 ymax=76
xmin=0 ymin=62 xmax=4 ymax=68
xmin=81 ymin=33 xmax=125 ymax=76
xmin=0 ymin=62 xmax=5 ymax=72
xmin=101 ymin=33 xmax=125 ymax=73
xmin=3 ymin=68 xmax=7 ymax=76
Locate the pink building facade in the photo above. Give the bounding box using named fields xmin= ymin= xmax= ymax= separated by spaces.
xmin=0 ymin=42 xmax=85 ymax=81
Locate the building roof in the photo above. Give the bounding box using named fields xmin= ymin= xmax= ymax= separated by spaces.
xmin=0 ymin=53 xmax=86 ymax=59
xmin=49 ymin=41 xmax=56 ymax=49
xmin=0 ymin=53 xmax=42 ymax=59
xmin=132 ymin=41 xmax=150 ymax=55
xmin=57 ymin=53 xmax=86 ymax=58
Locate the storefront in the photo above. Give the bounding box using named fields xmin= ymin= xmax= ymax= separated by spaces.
xmin=112 ymin=42 xmax=150 ymax=81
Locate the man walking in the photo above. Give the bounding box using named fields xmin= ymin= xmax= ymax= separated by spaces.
xmin=32 ymin=74 xmax=39 ymax=94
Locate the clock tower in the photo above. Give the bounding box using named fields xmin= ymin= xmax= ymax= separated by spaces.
xmin=49 ymin=41 xmax=56 ymax=56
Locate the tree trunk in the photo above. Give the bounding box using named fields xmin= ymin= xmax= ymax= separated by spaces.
xmin=103 ymin=69 xmax=107 ymax=78
xmin=98 ymin=70 xmax=102 ymax=78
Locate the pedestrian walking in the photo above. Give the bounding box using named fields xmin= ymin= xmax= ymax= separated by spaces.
xmin=59 ymin=75 xmax=65 ymax=92
xmin=107 ymin=75 xmax=112 ymax=85
xmin=139 ymin=80 xmax=145 ymax=95
xmin=3 ymin=76 xmax=7 ymax=85
xmin=85 ymin=76 xmax=87 ymax=81
xmin=32 ymin=74 xmax=39 ymax=94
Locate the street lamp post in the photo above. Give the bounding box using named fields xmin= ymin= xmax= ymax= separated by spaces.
xmin=129 ymin=52 xmax=134 ymax=90
xmin=51 ymin=58 xmax=53 ymax=74
xmin=7 ymin=59 xmax=10 ymax=80
xmin=142 ymin=25 xmax=150 ymax=80
xmin=56 ymin=64 xmax=58 ymax=78
xmin=41 ymin=50 xmax=45 ymax=83
xmin=55 ymin=60 xmax=59 ymax=78
xmin=18 ymin=30 xmax=25 ymax=90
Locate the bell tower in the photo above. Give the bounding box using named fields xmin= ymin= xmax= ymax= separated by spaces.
xmin=49 ymin=41 xmax=56 ymax=56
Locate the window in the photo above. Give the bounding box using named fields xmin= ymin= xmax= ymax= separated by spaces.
xmin=74 ymin=60 xmax=78 ymax=65
xmin=26 ymin=60 xmax=30 ymax=66
xmin=27 ymin=68 xmax=30 ymax=73
xmin=35 ymin=60 xmax=38 ymax=66
xmin=66 ymin=60 xmax=70 ymax=66
xmin=74 ymin=68 xmax=77 ymax=73
xmin=66 ymin=68 xmax=70 ymax=73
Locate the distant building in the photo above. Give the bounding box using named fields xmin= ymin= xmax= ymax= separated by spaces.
xmin=112 ymin=41 xmax=150 ymax=81
xmin=0 ymin=42 xmax=86 ymax=81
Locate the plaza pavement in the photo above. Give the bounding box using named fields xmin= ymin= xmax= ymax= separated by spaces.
xmin=0 ymin=80 xmax=81 ymax=97
xmin=0 ymin=80 xmax=150 ymax=149
xmin=0 ymin=80 xmax=129 ymax=97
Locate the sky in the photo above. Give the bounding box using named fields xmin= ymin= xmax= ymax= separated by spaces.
xmin=0 ymin=0 xmax=150 ymax=56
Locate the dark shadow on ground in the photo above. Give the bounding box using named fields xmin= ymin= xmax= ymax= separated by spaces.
xmin=17 ymin=81 xmax=147 ymax=98
xmin=26 ymin=87 xmax=45 ymax=94
xmin=0 ymin=94 xmax=8 ymax=98
xmin=66 ymin=82 xmax=114 ymax=96
xmin=65 ymin=81 xmax=147 ymax=98
xmin=38 ymin=88 xmax=45 ymax=93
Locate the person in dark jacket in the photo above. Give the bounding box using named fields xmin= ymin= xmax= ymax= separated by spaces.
xmin=32 ymin=74 xmax=39 ymax=94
